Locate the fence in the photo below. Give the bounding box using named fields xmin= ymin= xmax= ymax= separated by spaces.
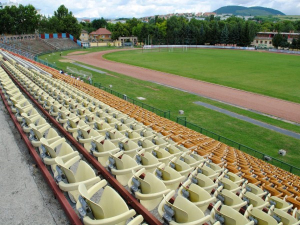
xmin=93 ymin=82 xmax=170 ymax=119
xmin=176 ymin=117 xmax=300 ymax=176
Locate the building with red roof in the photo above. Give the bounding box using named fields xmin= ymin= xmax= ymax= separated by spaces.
xmin=89 ymin=28 xmax=112 ymax=42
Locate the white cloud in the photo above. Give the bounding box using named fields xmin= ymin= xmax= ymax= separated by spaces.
xmin=13 ymin=0 xmax=300 ymax=18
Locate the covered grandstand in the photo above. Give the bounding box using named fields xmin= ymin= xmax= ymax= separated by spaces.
xmin=0 ymin=46 xmax=299 ymax=225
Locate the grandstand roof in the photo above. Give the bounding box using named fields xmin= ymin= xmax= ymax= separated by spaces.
xmin=90 ymin=28 xmax=111 ymax=35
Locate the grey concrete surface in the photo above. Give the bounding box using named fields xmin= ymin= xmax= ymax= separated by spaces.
xmin=194 ymin=101 xmax=300 ymax=140
xmin=0 ymin=99 xmax=69 ymax=225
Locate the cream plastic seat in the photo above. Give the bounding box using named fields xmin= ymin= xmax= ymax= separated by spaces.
xmin=118 ymin=138 xmax=141 ymax=158
xmin=104 ymin=116 xmax=119 ymax=126
xmin=21 ymin=113 xmax=47 ymax=133
xmin=179 ymin=152 xmax=206 ymax=168
xmin=134 ymin=149 xmax=161 ymax=173
xmin=155 ymin=164 xmax=185 ymax=190
xmin=210 ymin=201 xmax=254 ymax=225
xmin=89 ymin=138 xmax=119 ymax=166
xmin=58 ymin=111 xmax=77 ymax=126
xmin=218 ymin=177 xmax=242 ymax=194
xmin=108 ymin=151 xmax=142 ymax=186
xmin=77 ymin=127 xmax=103 ymax=145
xmin=129 ymin=123 xmax=147 ymax=133
xmin=76 ymin=180 xmax=136 ymax=225
xmin=54 ymin=156 xmax=101 ymax=202
xmin=120 ymin=117 xmax=136 ymax=125
xmin=66 ymin=117 xmax=90 ymax=139
xmin=125 ymin=130 xmax=142 ymax=143
xmin=105 ymin=129 xmax=125 ymax=144
xmin=245 ymin=205 xmax=283 ymax=225
xmin=158 ymin=190 xmax=211 ymax=225
xmin=112 ymin=112 xmax=128 ymax=120
xmin=164 ymin=144 xmax=182 ymax=157
xmin=77 ymin=107 xmax=92 ymax=120
xmin=127 ymin=215 xmax=144 ymax=225
xmin=152 ymin=146 xmax=174 ymax=164
xmin=84 ymin=114 xmax=98 ymax=126
xmin=39 ymin=137 xmax=79 ymax=167
xmin=195 ymin=164 xmax=219 ymax=180
xmin=38 ymin=93 xmax=49 ymax=105
xmin=178 ymin=180 xmax=216 ymax=212
xmin=216 ymin=188 xmax=248 ymax=210
xmin=152 ymin=137 xmax=169 ymax=148
xmin=114 ymin=123 xmax=131 ymax=135
xmin=225 ymin=172 xmax=246 ymax=186
xmin=50 ymin=104 xmax=68 ymax=117
xmin=93 ymin=121 xmax=113 ymax=135
xmin=206 ymin=162 xmax=227 ymax=175
xmin=189 ymin=172 xmax=219 ymax=194
xmin=267 ymin=196 xmax=293 ymax=212
xmin=269 ymin=208 xmax=300 ymax=225
xmin=29 ymin=123 xmax=60 ymax=147
xmin=168 ymin=156 xmax=193 ymax=177
xmin=139 ymin=129 xmax=156 ymax=140
xmin=104 ymin=107 xmax=118 ymax=115
xmin=95 ymin=109 xmax=110 ymax=119
xmin=242 ymin=191 xmax=270 ymax=210
xmin=245 ymin=183 xmax=268 ymax=197
xmin=128 ymin=168 xmax=171 ymax=211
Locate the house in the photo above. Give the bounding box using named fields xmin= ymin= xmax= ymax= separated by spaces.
xmin=79 ymin=30 xmax=89 ymax=42
xmin=252 ymin=31 xmax=300 ymax=48
xmin=89 ymin=28 xmax=112 ymax=42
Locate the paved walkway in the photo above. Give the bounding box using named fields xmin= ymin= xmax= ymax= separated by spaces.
xmin=194 ymin=101 xmax=300 ymax=140
xmin=0 ymin=99 xmax=69 ymax=224
xmin=66 ymin=49 xmax=300 ymax=123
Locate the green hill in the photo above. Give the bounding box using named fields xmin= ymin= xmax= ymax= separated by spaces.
xmin=214 ymin=6 xmax=285 ymax=16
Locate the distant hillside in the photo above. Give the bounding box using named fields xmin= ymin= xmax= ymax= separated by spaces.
xmin=214 ymin=6 xmax=285 ymax=16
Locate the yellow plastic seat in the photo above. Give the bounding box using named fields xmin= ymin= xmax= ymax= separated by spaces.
xmin=89 ymin=138 xmax=119 ymax=166
xmin=242 ymin=191 xmax=270 ymax=210
xmin=134 ymin=149 xmax=161 ymax=173
xmin=21 ymin=113 xmax=47 ymax=133
xmin=77 ymin=127 xmax=103 ymax=145
xmin=225 ymin=172 xmax=246 ymax=186
xmin=114 ymin=123 xmax=131 ymax=135
xmin=168 ymin=156 xmax=193 ymax=177
xmin=105 ymin=129 xmax=125 ymax=144
xmin=129 ymin=123 xmax=147 ymax=133
xmin=270 ymin=208 xmax=300 ymax=225
xmin=104 ymin=116 xmax=119 ymax=126
xmin=158 ymin=190 xmax=211 ymax=224
xmin=154 ymin=164 xmax=185 ymax=190
xmin=54 ymin=156 xmax=100 ymax=202
xmin=58 ymin=111 xmax=77 ymax=126
xmin=178 ymin=180 xmax=216 ymax=212
xmin=39 ymin=137 xmax=79 ymax=167
xmin=76 ymin=180 xmax=136 ymax=225
xmin=195 ymin=164 xmax=219 ymax=180
xmin=210 ymin=201 xmax=254 ymax=225
xmin=152 ymin=136 xmax=169 ymax=148
xmin=152 ymin=146 xmax=174 ymax=164
xmin=206 ymin=162 xmax=227 ymax=175
xmin=216 ymin=189 xmax=248 ymax=210
xmin=245 ymin=205 xmax=283 ymax=225
xmin=128 ymin=168 xmax=171 ymax=211
xmin=189 ymin=172 xmax=218 ymax=194
xmin=245 ymin=183 xmax=268 ymax=197
xmin=108 ymin=151 xmax=142 ymax=186
xmin=139 ymin=129 xmax=156 ymax=140
xmin=29 ymin=123 xmax=60 ymax=147
xmin=179 ymin=152 xmax=206 ymax=168
xmin=66 ymin=117 xmax=90 ymax=138
xmin=118 ymin=138 xmax=141 ymax=158
xmin=125 ymin=130 xmax=142 ymax=143
xmin=93 ymin=121 xmax=113 ymax=135
xmin=267 ymin=196 xmax=293 ymax=212
xmin=219 ymin=177 xmax=242 ymax=194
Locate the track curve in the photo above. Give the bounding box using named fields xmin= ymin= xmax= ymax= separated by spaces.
xmin=66 ymin=49 xmax=300 ymax=123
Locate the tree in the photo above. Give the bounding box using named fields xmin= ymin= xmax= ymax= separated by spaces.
xmin=272 ymin=33 xmax=283 ymax=49
xmin=290 ymin=38 xmax=297 ymax=49
xmin=220 ymin=24 xmax=229 ymax=44
xmin=92 ymin=17 xmax=107 ymax=30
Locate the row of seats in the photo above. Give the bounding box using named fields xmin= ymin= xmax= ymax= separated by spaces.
xmin=0 ymin=58 xmax=144 ymax=225
xmin=1 ymin=49 xmax=300 ymax=224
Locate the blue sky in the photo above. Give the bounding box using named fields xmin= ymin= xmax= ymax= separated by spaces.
xmin=11 ymin=0 xmax=300 ymax=18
